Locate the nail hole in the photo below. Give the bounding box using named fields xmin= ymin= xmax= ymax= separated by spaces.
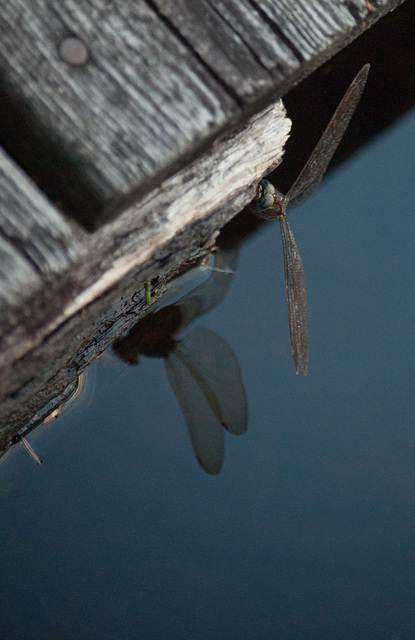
xmin=59 ymin=37 xmax=89 ymax=66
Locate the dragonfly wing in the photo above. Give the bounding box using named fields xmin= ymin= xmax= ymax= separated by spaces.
xmin=175 ymin=246 xmax=239 ymax=328
xmin=166 ymin=350 xmax=224 ymax=475
xmin=286 ymin=64 xmax=370 ymax=209
xmin=174 ymin=327 xmax=248 ymax=435
xmin=279 ymin=217 xmax=309 ymax=374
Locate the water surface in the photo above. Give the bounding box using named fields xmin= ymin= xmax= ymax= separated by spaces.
xmin=0 ymin=108 xmax=414 ymax=640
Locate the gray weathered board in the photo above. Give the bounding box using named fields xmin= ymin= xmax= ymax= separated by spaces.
xmin=0 ymin=0 xmax=406 ymax=445
xmin=0 ymin=0 xmax=400 ymax=228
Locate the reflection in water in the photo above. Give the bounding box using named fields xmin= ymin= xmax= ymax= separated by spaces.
xmin=20 ymin=436 xmax=42 ymax=465
xmin=252 ymin=65 xmax=370 ymax=375
xmin=43 ymin=371 xmax=87 ymax=425
xmin=113 ymin=248 xmax=247 ymax=475
xmin=5 ymin=371 xmax=88 ymax=466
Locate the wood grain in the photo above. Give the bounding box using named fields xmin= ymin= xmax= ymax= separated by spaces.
xmin=0 ymin=98 xmax=291 ymax=375
xmin=152 ymin=0 xmax=300 ymax=98
xmin=0 ymin=148 xmax=80 ymax=311
xmin=0 ymin=0 xmax=401 ymax=228
xmin=0 ymin=0 xmax=236 ymax=226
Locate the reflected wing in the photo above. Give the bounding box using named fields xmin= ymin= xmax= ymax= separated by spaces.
xmin=165 ymin=327 xmax=248 ymax=474
xmin=176 ymin=328 xmax=248 ymax=435
xmin=279 ymin=217 xmax=309 ymax=374
xmin=286 ymin=64 xmax=370 ymax=209
xmin=175 ymin=246 xmax=239 ymax=328
xmin=165 ymin=349 xmax=224 ymax=475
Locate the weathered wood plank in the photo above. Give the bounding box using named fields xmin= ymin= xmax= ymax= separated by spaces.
xmin=0 ymin=148 xmax=81 ymax=272
xmin=0 ymin=0 xmax=403 ymax=230
xmin=0 ymin=98 xmax=291 ymax=375
xmin=0 ymin=148 xmax=81 ymax=310
xmin=0 ymin=236 xmax=40 ymax=310
xmin=153 ymin=0 xmax=405 ymax=95
xmin=152 ymin=0 xmax=300 ymax=98
xmin=0 ymin=0 xmax=237 ymax=227
xmin=255 ymin=0 xmax=360 ymax=61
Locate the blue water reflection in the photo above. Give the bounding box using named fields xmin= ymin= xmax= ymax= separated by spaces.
xmin=0 ymin=109 xmax=414 ymax=640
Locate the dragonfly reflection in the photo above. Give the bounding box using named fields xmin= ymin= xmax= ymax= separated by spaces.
xmin=113 ymin=247 xmax=247 ymax=475
xmin=253 ymin=64 xmax=370 ymax=374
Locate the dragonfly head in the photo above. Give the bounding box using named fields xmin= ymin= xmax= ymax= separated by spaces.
xmin=113 ymin=306 xmax=182 ymax=362
xmin=252 ymin=179 xmax=285 ymax=219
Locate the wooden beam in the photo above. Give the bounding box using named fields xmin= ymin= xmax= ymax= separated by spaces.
xmin=0 ymin=148 xmax=81 ymax=313
xmin=0 ymin=98 xmax=290 ymax=378
xmin=0 ymin=0 xmax=403 ymax=228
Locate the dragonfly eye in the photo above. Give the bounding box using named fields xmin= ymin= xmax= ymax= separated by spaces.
xmin=254 ymin=179 xmax=276 ymax=211
xmin=257 ymin=192 xmax=275 ymax=209
xmin=262 ymin=179 xmax=276 ymax=195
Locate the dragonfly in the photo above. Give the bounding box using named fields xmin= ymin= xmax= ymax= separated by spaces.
xmin=252 ymin=64 xmax=370 ymax=374
xmin=113 ymin=245 xmax=247 ymax=475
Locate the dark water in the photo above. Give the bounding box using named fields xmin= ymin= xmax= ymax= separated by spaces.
xmin=0 ymin=109 xmax=414 ymax=640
